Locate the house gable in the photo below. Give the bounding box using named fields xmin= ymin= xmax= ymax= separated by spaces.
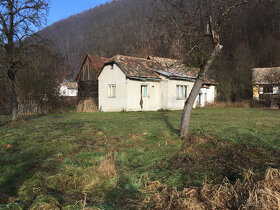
xmin=75 ymin=54 xmax=108 ymax=82
xmin=98 ymin=64 xmax=128 ymax=112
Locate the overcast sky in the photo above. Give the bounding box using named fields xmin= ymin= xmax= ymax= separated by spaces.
xmin=48 ymin=0 xmax=109 ymax=25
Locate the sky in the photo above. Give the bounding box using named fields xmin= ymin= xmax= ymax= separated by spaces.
xmin=48 ymin=0 xmax=109 ymax=25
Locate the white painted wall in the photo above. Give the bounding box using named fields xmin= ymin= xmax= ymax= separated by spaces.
xmin=98 ymin=65 xmax=216 ymax=112
xmin=195 ymin=85 xmax=216 ymax=107
xmin=59 ymin=85 xmax=78 ymax=97
xmin=126 ymin=79 xmax=161 ymax=111
xmin=163 ymin=79 xmax=195 ymax=110
xmin=98 ymin=64 xmax=128 ymax=112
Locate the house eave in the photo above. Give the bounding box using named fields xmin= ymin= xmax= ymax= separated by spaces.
xmin=127 ymin=76 xmax=161 ymax=82
xmin=252 ymin=82 xmax=280 ymax=85
xmin=168 ymin=76 xmax=196 ymax=82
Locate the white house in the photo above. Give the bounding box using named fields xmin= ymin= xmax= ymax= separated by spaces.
xmin=59 ymin=82 xmax=78 ymax=97
xmin=98 ymin=55 xmax=217 ymax=112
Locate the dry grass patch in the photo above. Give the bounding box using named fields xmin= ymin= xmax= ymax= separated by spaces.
xmin=205 ymin=101 xmax=251 ymax=108
xmin=97 ymin=153 xmax=117 ymax=177
xmin=77 ymin=98 xmax=98 ymax=112
xmin=173 ymin=134 xmax=280 ymax=184
xmin=140 ymin=168 xmax=280 ymax=209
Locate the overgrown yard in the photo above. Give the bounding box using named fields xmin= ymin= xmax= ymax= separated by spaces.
xmin=0 ymin=108 xmax=280 ymax=209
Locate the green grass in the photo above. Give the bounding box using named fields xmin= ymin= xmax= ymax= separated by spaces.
xmin=0 ymin=108 xmax=280 ymax=209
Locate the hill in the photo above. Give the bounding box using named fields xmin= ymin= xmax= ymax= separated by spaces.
xmin=40 ymin=0 xmax=280 ymax=101
xmin=40 ymin=0 xmax=170 ymax=79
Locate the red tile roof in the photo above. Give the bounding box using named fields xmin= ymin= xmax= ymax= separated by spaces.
xmin=87 ymin=54 xmax=108 ymax=76
xmin=105 ymin=55 xmax=217 ymax=84
xmin=105 ymin=55 xmax=162 ymax=80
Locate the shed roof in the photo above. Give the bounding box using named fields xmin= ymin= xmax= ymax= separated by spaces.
xmin=87 ymin=54 xmax=108 ymax=74
xmin=75 ymin=54 xmax=108 ymax=81
xmin=59 ymin=82 xmax=78 ymax=90
xmin=252 ymin=67 xmax=280 ymax=85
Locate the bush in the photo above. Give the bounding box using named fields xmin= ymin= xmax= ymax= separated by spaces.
xmin=76 ymin=98 xmax=98 ymax=112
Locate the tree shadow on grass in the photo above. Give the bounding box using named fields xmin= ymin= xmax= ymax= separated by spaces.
xmin=0 ymin=121 xmax=10 ymax=128
xmin=172 ymin=135 xmax=280 ymax=186
xmin=160 ymin=112 xmax=180 ymax=135
xmin=0 ymin=114 xmax=46 ymax=128
xmin=104 ymin=175 xmax=141 ymax=209
xmin=0 ymin=145 xmax=56 ymax=203
xmin=23 ymin=114 xmax=47 ymax=122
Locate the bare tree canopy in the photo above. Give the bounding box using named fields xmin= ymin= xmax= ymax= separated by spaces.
xmin=155 ymin=0 xmax=249 ymax=138
xmin=0 ymin=0 xmax=49 ymax=121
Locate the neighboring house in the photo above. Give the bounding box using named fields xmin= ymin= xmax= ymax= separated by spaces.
xmin=59 ymin=82 xmax=78 ymax=97
xmin=75 ymin=54 xmax=108 ymax=105
xmin=252 ymin=67 xmax=280 ymax=107
xmin=98 ymin=55 xmax=217 ymax=112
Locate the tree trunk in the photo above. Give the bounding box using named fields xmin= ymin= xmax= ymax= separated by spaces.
xmin=8 ymin=69 xmax=18 ymax=121
xmin=180 ymin=44 xmax=223 ymax=139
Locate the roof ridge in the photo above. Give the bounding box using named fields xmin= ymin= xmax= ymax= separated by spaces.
xmin=114 ymin=54 xmax=152 ymax=61
xmin=87 ymin=54 xmax=108 ymax=60
xmin=148 ymin=56 xmax=179 ymax=61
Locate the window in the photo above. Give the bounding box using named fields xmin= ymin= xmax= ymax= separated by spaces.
xmin=264 ymin=85 xmax=273 ymax=93
xmin=273 ymin=86 xmax=279 ymax=94
xmin=259 ymin=86 xmax=263 ymax=94
xmin=108 ymin=85 xmax=116 ymax=98
xmin=177 ymin=85 xmax=188 ymax=99
xmin=141 ymin=85 xmax=148 ymax=97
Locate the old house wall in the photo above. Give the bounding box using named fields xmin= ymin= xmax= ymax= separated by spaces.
xmin=78 ymin=57 xmax=92 ymax=81
xmin=126 ymin=79 xmax=161 ymax=111
xmin=194 ymin=85 xmax=216 ymax=107
xmin=77 ymin=57 xmax=100 ymax=104
xmin=98 ymin=64 xmax=128 ymax=111
xmin=164 ymin=79 xmax=195 ymax=110
xmin=78 ymin=81 xmax=98 ymax=102
xmin=98 ymin=65 xmax=216 ymax=112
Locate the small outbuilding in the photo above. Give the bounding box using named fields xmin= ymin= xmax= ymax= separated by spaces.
xmin=59 ymin=82 xmax=78 ymax=97
xmin=75 ymin=54 xmax=108 ymax=105
xmin=252 ymin=67 xmax=280 ymax=108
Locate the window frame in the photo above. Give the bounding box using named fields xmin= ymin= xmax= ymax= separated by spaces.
xmin=259 ymin=86 xmax=264 ymax=94
xmin=141 ymin=85 xmax=149 ymax=97
xmin=108 ymin=84 xmax=116 ymax=98
xmin=176 ymin=85 xmax=188 ymax=100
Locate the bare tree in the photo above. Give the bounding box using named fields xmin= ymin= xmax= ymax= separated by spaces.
xmin=156 ymin=0 xmax=248 ymax=138
xmin=0 ymin=0 xmax=49 ymax=121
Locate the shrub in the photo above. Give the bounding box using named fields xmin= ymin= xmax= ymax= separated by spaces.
xmin=76 ymin=98 xmax=98 ymax=112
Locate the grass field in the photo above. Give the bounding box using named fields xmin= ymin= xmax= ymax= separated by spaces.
xmin=0 ymin=108 xmax=280 ymax=209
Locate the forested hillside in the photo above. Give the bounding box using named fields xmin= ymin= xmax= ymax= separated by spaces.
xmin=40 ymin=0 xmax=280 ymax=101
xmin=40 ymin=0 xmax=172 ymax=79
